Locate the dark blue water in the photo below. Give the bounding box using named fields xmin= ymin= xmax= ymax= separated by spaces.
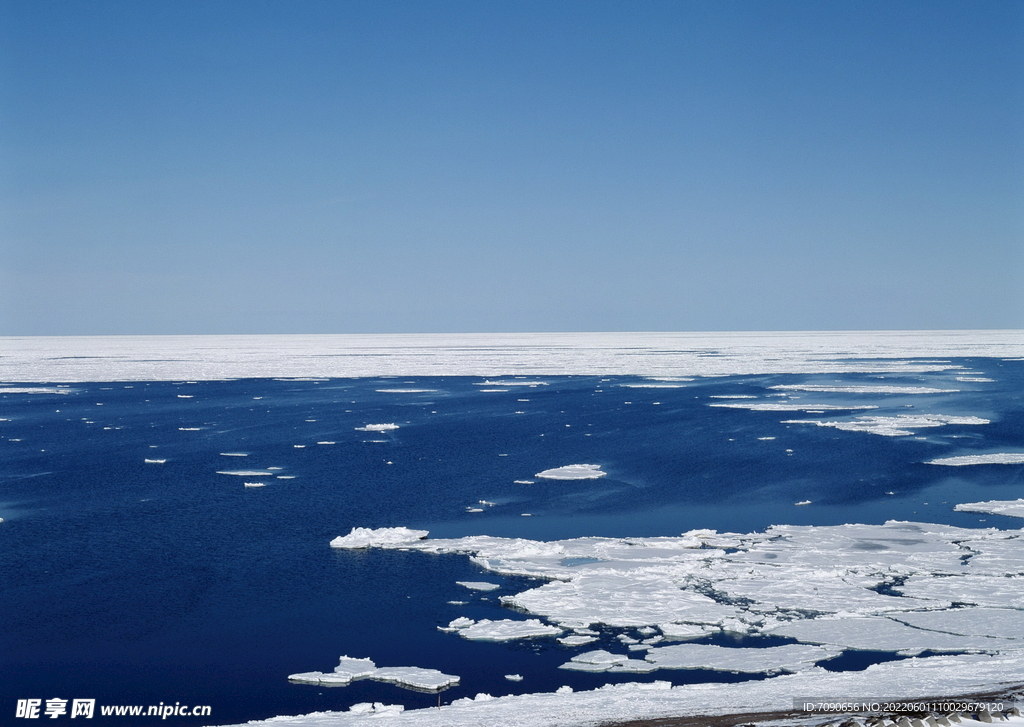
xmin=2 ymin=362 xmax=1022 ymax=725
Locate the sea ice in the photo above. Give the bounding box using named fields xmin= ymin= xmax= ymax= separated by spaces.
xmin=217 ymin=470 xmax=275 ymax=476
xmin=767 ymin=616 xmax=1017 ymax=655
xmin=454 ymin=619 xmax=563 ymax=641
xmin=330 ymin=527 xmax=429 ymax=549
xmin=557 ymin=634 xmax=599 ymax=646
xmin=290 ymin=657 xmax=457 ymax=692
xmin=890 ymin=608 xmax=1024 ymax=640
xmin=711 ymin=402 xmax=879 ymax=411
xmin=456 ymin=581 xmax=501 ymax=591
xmin=953 ymin=499 xmax=1024 ymax=518
xmin=769 ymin=384 xmax=957 ymax=394
xmin=220 ymin=452 xmax=248 ymax=456
xmin=144 ymin=458 xmax=166 ymax=464
xmin=369 ymin=667 xmax=459 ymax=691
xmin=354 ymin=423 xmax=400 ymax=431
xmin=375 ymin=389 xmax=438 ymax=393
xmin=535 ymin=464 xmax=606 ymax=480
xmin=929 ymin=454 xmax=1024 ymax=467
xmin=644 ymin=643 xmax=839 ymax=673
xmin=783 ymin=414 xmax=990 ymax=437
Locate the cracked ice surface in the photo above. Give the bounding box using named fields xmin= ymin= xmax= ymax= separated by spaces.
xmin=644 ymin=643 xmax=840 ymax=673
xmin=454 ymin=619 xmax=563 ymax=641
xmin=337 ymin=522 xmax=1024 ymax=650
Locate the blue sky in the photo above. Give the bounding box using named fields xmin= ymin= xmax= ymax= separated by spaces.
xmin=2 ymin=0 xmax=1021 ymax=335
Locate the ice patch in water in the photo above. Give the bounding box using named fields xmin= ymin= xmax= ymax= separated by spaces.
xmin=619 ymin=383 xmax=686 ymax=388
xmin=794 ymin=500 xmax=812 ymax=506
xmin=504 ymin=674 xmax=523 ymax=681
xmin=330 ymin=527 xmax=429 ymax=548
xmin=244 ymin=482 xmax=266 ymax=488
xmin=217 ymin=470 xmax=275 ymax=476
xmin=929 ymin=453 xmax=1024 ymax=466
xmin=711 ymin=402 xmax=878 ymax=411
xmin=375 ymin=389 xmax=438 ymax=393
xmin=220 ymin=452 xmax=248 ymax=457
xmin=316 ymin=441 xmax=336 ymax=445
xmin=956 ymin=377 xmax=995 ymax=382
xmin=178 ymin=427 xmax=201 ymax=431
xmin=457 ymin=581 xmax=501 ymax=591
xmin=144 ymin=458 xmax=166 ymax=464
xmin=558 ymin=634 xmax=599 ymax=646
xmin=769 ymin=384 xmax=958 ymax=394
xmin=354 ymin=423 xmax=399 ymax=431
xmin=784 ymin=414 xmax=990 ymax=437
xmin=709 ymin=395 xmax=757 ymax=399
xmin=479 ymin=389 xmax=508 ymax=392
xmin=475 ymin=380 xmax=548 ymax=386
xmin=514 ymin=480 xmax=535 ymax=484
xmin=0 ymin=387 xmax=71 ymax=394
xmin=454 ymin=619 xmax=563 ymax=641
xmin=953 ymin=499 xmax=1024 ymax=518
xmin=535 ymin=464 xmax=606 ymax=480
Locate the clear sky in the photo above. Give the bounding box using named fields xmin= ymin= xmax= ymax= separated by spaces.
xmin=1 ymin=0 xmax=1021 ymax=335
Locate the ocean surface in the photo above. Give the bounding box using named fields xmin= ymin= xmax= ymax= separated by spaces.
xmin=2 ymin=336 xmax=1022 ymax=725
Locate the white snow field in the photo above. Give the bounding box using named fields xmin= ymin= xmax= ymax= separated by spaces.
xmin=3 ymin=330 xmax=1022 ymax=382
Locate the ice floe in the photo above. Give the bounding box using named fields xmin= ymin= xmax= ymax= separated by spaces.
xmin=928 ymin=454 xmax=1024 ymax=466
xmin=769 ymin=384 xmax=958 ymax=394
xmin=711 ymin=402 xmax=879 ymax=411
xmin=375 ymin=389 xmax=438 ymax=393
xmin=447 ymin=618 xmax=563 ymax=641
xmin=783 ymin=414 xmax=990 ymax=437
xmin=217 ymin=470 xmax=275 ymax=476
xmin=0 ymin=387 xmax=70 ymax=394
xmin=220 ymin=452 xmax=248 ymax=457
xmin=890 ymin=607 xmax=1024 ymax=640
xmin=144 ymin=458 xmax=166 ymax=464
xmin=354 ymin=423 xmax=400 ymax=431
xmin=289 ymin=656 xmax=458 ymax=692
xmin=953 ymin=499 xmax=1024 ymax=518
xmin=475 ymin=380 xmax=548 ymax=386
xmin=456 ymin=581 xmax=501 ymax=591
xmin=243 ymin=482 xmax=266 ymax=488
xmin=330 ymin=527 xmax=429 ymax=548
xmin=560 ymin=650 xmax=658 ymax=673
xmin=535 ymin=464 xmax=606 ymax=480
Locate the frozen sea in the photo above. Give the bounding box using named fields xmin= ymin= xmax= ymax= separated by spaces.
xmin=1 ymin=332 xmax=1022 ymax=726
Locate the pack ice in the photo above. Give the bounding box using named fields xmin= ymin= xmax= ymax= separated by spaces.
xmin=330 ymin=521 xmax=1024 ymax=678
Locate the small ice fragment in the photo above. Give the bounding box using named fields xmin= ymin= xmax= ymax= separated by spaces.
xmin=144 ymin=458 xmax=166 ymax=464
xmin=217 ymin=470 xmax=274 ymax=476
xmin=514 ymin=480 xmax=534 ymax=484
xmin=558 ymin=634 xmax=599 ymax=646
xmin=504 ymin=674 xmax=523 ymax=681
xmin=220 ymin=452 xmax=248 ymax=457
xmin=317 ymin=441 xmax=336 ymax=445
xmin=795 ymin=500 xmax=812 ymax=506
xmin=293 ymin=444 xmax=306 ymax=448
xmin=465 ymin=507 xmax=484 ymax=513
xmin=757 ymin=436 xmax=776 ymax=440
xmin=456 ymin=581 xmax=501 ymax=591
xmin=354 ymin=423 xmax=399 ymax=431
xmin=456 ymin=618 xmax=562 ymax=641
xmin=243 ymin=482 xmax=266 ymax=488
